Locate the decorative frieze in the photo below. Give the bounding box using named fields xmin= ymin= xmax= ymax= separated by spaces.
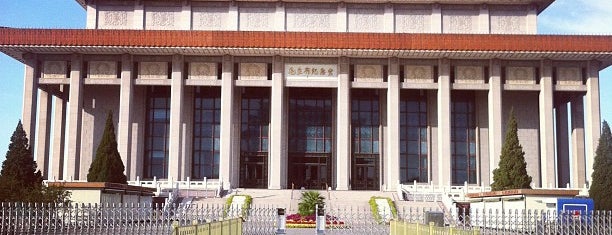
xmin=490 ymin=13 xmax=526 ymax=34
xmin=239 ymin=7 xmax=275 ymax=31
xmin=395 ymin=10 xmax=430 ymax=33
xmin=139 ymin=62 xmax=168 ymax=79
xmin=443 ymin=10 xmax=478 ymax=33
xmin=348 ymin=8 xmax=384 ymax=32
xmin=354 ymin=65 xmax=383 ymax=82
xmin=455 ymin=66 xmax=484 ymax=83
xmin=286 ymin=8 xmax=336 ymax=32
xmin=193 ymin=7 xmax=227 ymax=30
xmin=405 ymin=65 xmax=433 ymax=83
xmin=556 ymin=67 xmax=582 ymax=85
xmin=285 ymin=64 xmax=337 ymax=80
xmin=506 ymin=67 xmax=535 ymax=84
xmin=239 ymin=63 xmax=268 ymax=80
xmin=43 ymin=61 xmax=67 ymax=78
xmin=145 ymin=7 xmax=180 ymax=30
xmin=189 ymin=62 xmax=217 ymax=80
xmin=98 ymin=5 xmax=133 ymax=29
xmin=88 ymin=61 xmax=117 ymax=79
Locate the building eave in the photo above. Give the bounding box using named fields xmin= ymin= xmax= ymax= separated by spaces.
xmin=1 ymin=28 xmax=610 ymax=68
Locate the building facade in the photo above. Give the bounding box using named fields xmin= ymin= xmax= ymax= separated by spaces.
xmin=1 ymin=0 xmax=611 ymax=191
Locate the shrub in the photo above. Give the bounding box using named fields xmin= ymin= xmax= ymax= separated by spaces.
xmin=298 ymin=191 xmax=325 ymax=216
xmin=369 ymin=196 xmax=397 ymax=224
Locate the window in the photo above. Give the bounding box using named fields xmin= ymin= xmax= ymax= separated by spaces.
xmin=192 ymin=87 xmax=221 ymax=179
xmin=451 ymin=91 xmax=477 ymax=185
xmin=351 ymin=90 xmax=380 ymax=155
xmin=240 ymin=90 xmax=270 ymax=153
xmin=400 ymin=92 xmax=428 ymax=183
xmin=144 ymin=86 xmax=170 ymax=179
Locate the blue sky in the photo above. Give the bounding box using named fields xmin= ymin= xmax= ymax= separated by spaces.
xmin=0 ymin=0 xmax=611 ymax=165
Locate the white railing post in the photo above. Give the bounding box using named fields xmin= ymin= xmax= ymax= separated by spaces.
xmin=136 ymin=176 xmax=141 ymax=186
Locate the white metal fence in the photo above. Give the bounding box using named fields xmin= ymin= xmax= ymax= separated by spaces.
xmin=2 ymin=203 xmax=611 ymax=234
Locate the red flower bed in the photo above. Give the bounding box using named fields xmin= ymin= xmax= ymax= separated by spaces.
xmin=286 ymin=213 xmax=345 ymax=226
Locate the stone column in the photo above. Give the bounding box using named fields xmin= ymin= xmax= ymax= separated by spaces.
xmin=526 ymin=5 xmax=537 ymax=34
xmin=336 ymin=57 xmax=351 ymax=190
xmin=181 ymin=1 xmax=191 ymax=30
xmin=66 ymin=54 xmax=83 ymax=180
xmin=437 ymin=58 xmax=451 ymax=186
xmin=556 ymin=103 xmax=570 ymax=188
xmin=585 ymin=60 xmax=601 ymax=185
xmin=539 ymin=59 xmax=555 ymax=188
xmin=269 ymin=56 xmax=287 ymax=189
xmin=488 ymin=59 xmax=502 ymax=186
xmin=169 ymin=55 xmax=185 ymax=180
xmin=118 ymin=54 xmax=134 ymax=179
xmin=570 ymin=96 xmax=586 ymax=187
xmin=86 ymin=1 xmax=97 ymax=29
xmin=51 ymin=88 xmax=67 ymax=180
xmin=133 ymin=1 xmax=144 ymax=30
xmin=21 ymin=53 xmax=38 ymax=151
xmin=337 ymin=3 xmax=347 ymax=32
xmin=478 ymin=4 xmax=489 ymax=34
xmin=220 ymin=55 xmax=235 ymax=189
xmin=431 ymin=4 xmax=442 ymax=33
xmin=384 ymin=4 xmax=394 ymax=33
xmin=228 ymin=3 xmax=238 ymax=31
xmin=387 ymin=57 xmax=401 ymax=190
xmin=36 ymin=90 xmax=52 ymax=179
xmin=275 ymin=2 xmax=285 ymax=31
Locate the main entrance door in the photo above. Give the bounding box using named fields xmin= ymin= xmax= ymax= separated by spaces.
xmin=289 ymin=154 xmax=331 ymax=190
xmin=240 ymin=153 xmax=268 ymax=188
xmin=288 ymin=89 xmax=333 ymax=190
xmin=352 ymin=155 xmax=379 ymax=190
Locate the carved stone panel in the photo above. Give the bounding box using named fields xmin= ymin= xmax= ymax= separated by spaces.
xmin=145 ymin=7 xmax=180 ymax=30
xmin=239 ymin=7 xmax=275 ymax=31
xmin=556 ymin=67 xmax=582 ymax=85
xmin=89 ymin=61 xmax=117 ymax=79
xmin=506 ymin=67 xmax=535 ymax=84
xmin=285 ymin=64 xmax=337 ymax=80
xmin=139 ymin=62 xmax=168 ymax=79
xmin=405 ymin=65 xmax=433 ymax=83
xmin=490 ymin=12 xmax=526 ymax=34
xmin=193 ymin=7 xmax=228 ymax=30
xmin=189 ymin=62 xmax=217 ymax=80
xmin=239 ymin=63 xmax=268 ymax=80
xmin=455 ymin=66 xmax=484 ymax=84
xmin=395 ymin=10 xmax=431 ymax=33
xmin=354 ymin=65 xmax=383 ymax=82
xmin=442 ymin=10 xmax=478 ymax=34
xmin=348 ymin=8 xmax=384 ymax=33
xmin=286 ymin=8 xmax=336 ymax=32
xmin=43 ymin=61 xmax=67 ymax=78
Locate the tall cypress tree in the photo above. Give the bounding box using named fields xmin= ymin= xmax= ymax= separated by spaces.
xmin=87 ymin=111 xmax=127 ymax=184
xmin=0 ymin=121 xmax=43 ymax=201
xmin=589 ymin=121 xmax=612 ymax=210
xmin=491 ymin=110 xmax=532 ymax=191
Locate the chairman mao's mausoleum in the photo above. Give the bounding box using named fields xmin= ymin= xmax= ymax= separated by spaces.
xmin=1 ymin=0 xmax=611 ymax=192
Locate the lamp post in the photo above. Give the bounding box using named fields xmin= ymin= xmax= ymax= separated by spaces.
xmin=316 ymin=204 xmax=325 ymax=234
xmin=276 ymin=208 xmax=286 ymax=234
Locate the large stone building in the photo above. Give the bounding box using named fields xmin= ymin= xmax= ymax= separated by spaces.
xmin=0 ymin=0 xmax=610 ymax=191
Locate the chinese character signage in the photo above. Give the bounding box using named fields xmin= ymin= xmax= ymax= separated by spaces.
xmin=285 ymin=64 xmax=337 ymax=80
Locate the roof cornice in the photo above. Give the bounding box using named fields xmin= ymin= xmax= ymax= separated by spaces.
xmin=1 ymin=28 xmax=610 ymax=67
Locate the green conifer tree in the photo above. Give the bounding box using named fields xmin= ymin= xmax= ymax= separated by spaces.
xmin=491 ymin=110 xmax=532 ymax=191
xmin=87 ymin=111 xmax=127 ymax=184
xmin=589 ymin=121 xmax=612 ymax=210
xmin=0 ymin=121 xmax=43 ymax=201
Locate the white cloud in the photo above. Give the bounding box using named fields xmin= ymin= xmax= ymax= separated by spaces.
xmin=538 ymin=0 xmax=612 ymax=34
